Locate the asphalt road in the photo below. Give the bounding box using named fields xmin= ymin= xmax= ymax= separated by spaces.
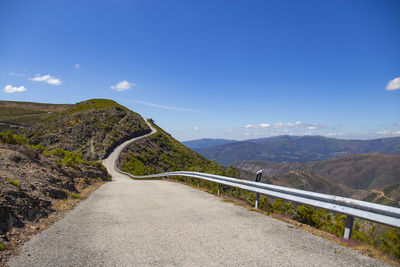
xmin=8 ymin=120 xmax=388 ymax=266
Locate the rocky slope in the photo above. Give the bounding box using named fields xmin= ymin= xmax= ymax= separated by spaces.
xmin=27 ymin=99 xmax=151 ymax=161
xmin=0 ymin=143 xmax=110 ymax=241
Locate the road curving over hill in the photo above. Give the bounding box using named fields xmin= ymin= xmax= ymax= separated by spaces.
xmin=8 ymin=119 xmax=388 ymax=266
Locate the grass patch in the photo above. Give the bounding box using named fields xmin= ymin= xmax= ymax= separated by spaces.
xmin=0 ymin=243 xmax=5 ymax=251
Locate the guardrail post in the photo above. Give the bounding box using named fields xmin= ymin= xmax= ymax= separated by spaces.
xmin=198 ymin=179 xmax=200 ymax=187
xmin=255 ymin=193 xmax=260 ymax=209
xmin=343 ymin=215 xmax=354 ymax=239
xmin=185 ymin=177 xmax=187 ymax=184
xmin=218 ymin=184 xmax=221 ymax=195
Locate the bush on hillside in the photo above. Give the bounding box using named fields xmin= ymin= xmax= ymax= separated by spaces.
xmin=0 ymin=131 xmax=28 ymax=145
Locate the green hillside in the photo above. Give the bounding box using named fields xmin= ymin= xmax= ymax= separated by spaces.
xmin=26 ymin=99 xmax=150 ymax=161
xmin=118 ymin=119 xmax=212 ymax=175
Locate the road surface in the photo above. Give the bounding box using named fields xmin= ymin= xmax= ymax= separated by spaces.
xmin=8 ymin=120 xmax=387 ymax=266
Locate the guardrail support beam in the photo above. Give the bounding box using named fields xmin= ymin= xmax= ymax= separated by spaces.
xmin=344 ymin=215 xmax=354 ymax=239
xmin=198 ymin=179 xmax=200 ymax=187
xmin=218 ymin=184 xmax=221 ymax=195
xmin=185 ymin=177 xmax=187 ymax=184
xmin=255 ymin=193 xmax=260 ymax=209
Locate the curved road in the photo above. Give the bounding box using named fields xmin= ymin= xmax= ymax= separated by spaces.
xmin=8 ymin=119 xmax=387 ymax=266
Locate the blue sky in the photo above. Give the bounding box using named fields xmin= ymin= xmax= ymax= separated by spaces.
xmin=1 ymin=0 xmax=399 ymax=141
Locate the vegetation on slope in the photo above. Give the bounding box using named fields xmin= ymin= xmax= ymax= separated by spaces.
xmin=119 ymin=119 xmax=218 ymax=175
xmin=236 ymin=153 xmax=400 ymax=191
xmin=363 ymin=183 xmax=400 ymax=207
xmin=27 ymin=99 xmax=151 ymax=161
xmin=0 ymin=100 xmax=70 ymax=133
xmin=0 ymin=133 xmax=110 ymax=258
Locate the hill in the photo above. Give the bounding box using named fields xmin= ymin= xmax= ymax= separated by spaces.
xmin=0 ymin=100 xmax=70 ymax=133
xmin=195 ymin=135 xmax=400 ymax=165
xmin=26 ymin=99 xmax=151 ymax=161
xmin=182 ymin=138 xmax=237 ymax=150
xmin=235 ymin=153 xmax=400 ymax=190
xmin=118 ymin=119 xmax=213 ymax=175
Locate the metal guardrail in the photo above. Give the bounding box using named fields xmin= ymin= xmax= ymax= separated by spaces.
xmin=117 ymin=168 xmax=400 ymax=240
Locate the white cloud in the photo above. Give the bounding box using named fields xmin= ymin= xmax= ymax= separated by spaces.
xmin=386 ymin=77 xmax=400 ymax=91
xmin=260 ymin=123 xmax=270 ymax=128
xmin=377 ymin=130 xmax=400 ymax=135
xmin=244 ymin=123 xmax=270 ymax=129
xmin=46 ymin=78 xmax=62 ymax=85
xmin=245 ymin=132 xmax=251 ymax=136
xmin=30 ymin=74 xmax=62 ymax=85
xmin=74 ymin=64 xmax=80 ymax=69
xmin=273 ymin=121 xmax=325 ymax=129
xmin=110 ymin=80 xmax=134 ymax=91
xmin=325 ymin=132 xmax=345 ymax=137
xmin=3 ymin=84 xmax=27 ymax=93
xmin=31 ymin=74 xmax=51 ymax=82
xmin=194 ymin=126 xmax=199 ymax=131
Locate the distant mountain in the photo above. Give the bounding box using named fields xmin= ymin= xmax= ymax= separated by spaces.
xmin=235 ymin=153 xmax=400 ymax=190
xmin=195 ymin=135 xmax=400 ymax=165
xmin=182 ymin=138 xmax=237 ymax=150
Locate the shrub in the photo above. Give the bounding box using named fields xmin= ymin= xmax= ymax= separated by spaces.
xmin=71 ymin=193 xmax=80 ymax=199
xmin=50 ymin=148 xmax=66 ymax=158
xmin=0 ymin=243 xmax=5 ymax=251
xmin=294 ymin=205 xmax=318 ymax=227
xmin=62 ymin=151 xmax=83 ymax=168
xmin=0 ymin=131 xmax=28 ymax=145
xmin=380 ymin=228 xmax=400 ymax=260
xmin=29 ymin=144 xmax=46 ymax=153
xmin=7 ymin=178 xmax=20 ymax=187
xmin=55 ymin=159 xmax=62 ymax=167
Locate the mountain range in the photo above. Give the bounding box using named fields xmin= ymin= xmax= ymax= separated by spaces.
xmin=185 ymin=135 xmax=400 ymax=166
